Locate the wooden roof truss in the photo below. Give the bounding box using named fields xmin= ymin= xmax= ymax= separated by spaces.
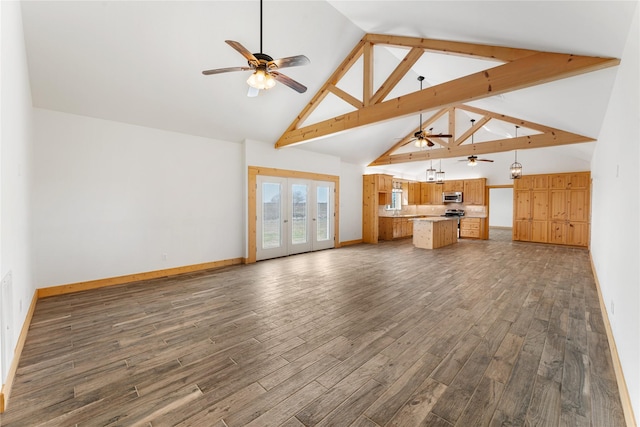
xmin=275 ymin=34 xmax=619 ymax=164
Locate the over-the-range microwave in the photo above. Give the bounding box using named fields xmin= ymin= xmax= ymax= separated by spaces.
xmin=443 ymin=191 xmax=463 ymax=203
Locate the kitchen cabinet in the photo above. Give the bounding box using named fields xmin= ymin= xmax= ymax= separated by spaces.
xmin=378 ymin=217 xmax=414 ymax=240
xmin=463 ymin=178 xmax=486 ymax=205
xmin=407 ymin=182 xmax=419 ymax=205
xmin=513 ymin=171 xmax=590 ymax=247
xmin=420 ymin=182 xmax=443 ymax=205
xmin=443 ymin=180 xmax=464 ymax=192
xmin=460 ymin=217 xmax=485 ymax=239
xmin=376 ymin=174 xmax=393 ymax=192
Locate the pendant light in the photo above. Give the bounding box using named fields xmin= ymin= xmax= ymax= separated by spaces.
xmin=426 ymin=162 xmax=437 ymax=182
xmin=436 ymin=159 xmax=445 ymax=184
xmin=510 ymin=125 xmax=523 ymax=179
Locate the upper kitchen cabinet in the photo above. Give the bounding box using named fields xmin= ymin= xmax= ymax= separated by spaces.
xmin=420 ymin=182 xmax=443 ymax=205
xmin=443 ymin=180 xmax=464 ymax=193
xmin=376 ymin=174 xmax=393 ymax=192
xmin=463 ymin=178 xmax=486 ymax=205
xmin=407 ymin=182 xmax=420 ymax=205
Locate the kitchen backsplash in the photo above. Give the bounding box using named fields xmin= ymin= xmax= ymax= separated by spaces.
xmin=379 ymin=203 xmax=487 ymax=217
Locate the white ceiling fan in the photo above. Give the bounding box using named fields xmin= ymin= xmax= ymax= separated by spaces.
xmin=201 ymin=0 xmax=310 ymax=97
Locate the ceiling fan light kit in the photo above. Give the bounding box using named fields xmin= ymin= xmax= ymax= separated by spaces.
xmin=201 ymin=0 xmax=309 ymax=96
xmin=461 ymin=119 xmax=494 ymax=166
xmin=247 ymin=67 xmax=276 ymax=90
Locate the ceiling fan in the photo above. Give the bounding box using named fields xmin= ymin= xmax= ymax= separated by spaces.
xmin=401 ymin=76 xmax=452 ymax=148
xmin=201 ymin=0 xmax=310 ymax=97
xmin=459 ymin=119 xmax=494 ymax=166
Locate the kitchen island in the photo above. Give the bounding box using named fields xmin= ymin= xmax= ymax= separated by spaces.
xmin=410 ymin=217 xmax=458 ymax=249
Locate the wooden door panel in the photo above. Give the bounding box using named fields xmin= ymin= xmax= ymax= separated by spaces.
xmin=549 ymin=190 xmax=567 ymax=220
xmin=513 ymin=220 xmax=531 ymax=241
xmin=549 ymin=221 xmax=566 ymax=244
xmin=532 ymin=190 xmax=549 ymax=221
xmin=568 ymin=189 xmax=589 ymax=222
xmin=531 ymin=220 xmax=548 ymax=243
xmin=567 ymin=222 xmax=589 ymax=246
xmin=514 ymin=190 xmax=531 ymax=220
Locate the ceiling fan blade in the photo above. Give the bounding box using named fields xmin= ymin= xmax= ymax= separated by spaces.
xmin=202 ymin=66 xmax=252 ymax=75
xmin=247 ymin=86 xmax=260 ymax=97
xmin=271 ymin=71 xmax=307 ymax=93
xmin=270 ymin=55 xmax=310 ymax=69
xmin=430 ymin=133 xmax=453 ymax=138
xmin=225 ymin=40 xmax=258 ymax=63
xmin=478 ymin=159 xmax=494 ymax=162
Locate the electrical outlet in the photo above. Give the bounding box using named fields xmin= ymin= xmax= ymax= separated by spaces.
xmin=162 ymin=253 xmax=168 ymax=261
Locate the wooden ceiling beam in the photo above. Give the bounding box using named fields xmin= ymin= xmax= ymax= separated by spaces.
xmin=363 ymin=33 xmax=539 ymax=62
xmin=369 ymin=131 xmax=595 ymax=166
xmin=370 ymin=47 xmax=424 ymax=105
xmin=363 ymin=42 xmax=374 ymax=107
xmin=453 ymin=115 xmax=491 ymax=146
xmin=275 ymin=51 xmax=618 ymax=148
xmin=279 ymin=39 xmax=365 ymax=135
xmin=327 ymin=85 xmax=363 ymax=110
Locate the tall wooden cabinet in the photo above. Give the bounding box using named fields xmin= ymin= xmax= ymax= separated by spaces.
xmin=513 ymin=175 xmax=549 ymax=243
xmin=363 ymin=174 xmax=393 ymax=243
xmin=548 ymin=173 xmax=590 ymax=246
xmin=513 ymin=172 xmax=590 ymax=247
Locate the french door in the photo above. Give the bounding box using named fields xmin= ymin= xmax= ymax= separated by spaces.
xmin=256 ymin=176 xmax=335 ymax=261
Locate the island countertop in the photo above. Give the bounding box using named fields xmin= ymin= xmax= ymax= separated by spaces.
xmin=409 ymin=217 xmax=457 ymax=222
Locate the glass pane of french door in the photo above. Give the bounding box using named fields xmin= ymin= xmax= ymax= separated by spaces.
xmin=256 ymin=177 xmax=288 ymax=260
xmin=313 ymin=181 xmax=335 ymax=251
xmin=288 ymin=180 xmax=313 ymax=255
xmin=291 ymin=183 xmax=308 ymax=245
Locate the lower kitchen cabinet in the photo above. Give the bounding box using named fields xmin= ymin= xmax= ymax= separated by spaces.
xmin=378 ymin=217 xmax=414 ymax=240
xmin=460 ymin=217 xmax=485 ymax=239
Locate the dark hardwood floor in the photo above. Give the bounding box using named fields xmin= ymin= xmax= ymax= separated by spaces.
xmin=0 ymin=230 xmax=626 ymax=426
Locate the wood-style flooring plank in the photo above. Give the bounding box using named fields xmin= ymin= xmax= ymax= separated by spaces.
xmin=0 ymin=230 xmax=627 ymax=427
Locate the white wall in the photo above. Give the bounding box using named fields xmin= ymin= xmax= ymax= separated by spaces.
xmin=32 ymin=109 xmax=245 ymax=288
xmin=488 ymin=188 xmax=513 ymax=228
xmin=0 ymin=0 xmax=36 ymax=385
xmin=590 ymin=3 xmax=640 ymax=420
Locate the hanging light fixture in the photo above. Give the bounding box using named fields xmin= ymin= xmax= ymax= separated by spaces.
xmin=510 ymin=125 xmax=523 ymax=179
xmin=436 ymin=159 xmax=445 ymax=184
xmin=426 ymin=161 xmax=437 ymax=182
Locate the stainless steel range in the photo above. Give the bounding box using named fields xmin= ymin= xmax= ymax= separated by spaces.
xmin=442 ymin=209 xmax=465 ymax=237
xmin=442 ymin=209 xmax=465 ymax=217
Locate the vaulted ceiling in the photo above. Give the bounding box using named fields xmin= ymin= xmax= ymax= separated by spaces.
xmin=20 ymin=1 xmax=638 ymax=182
